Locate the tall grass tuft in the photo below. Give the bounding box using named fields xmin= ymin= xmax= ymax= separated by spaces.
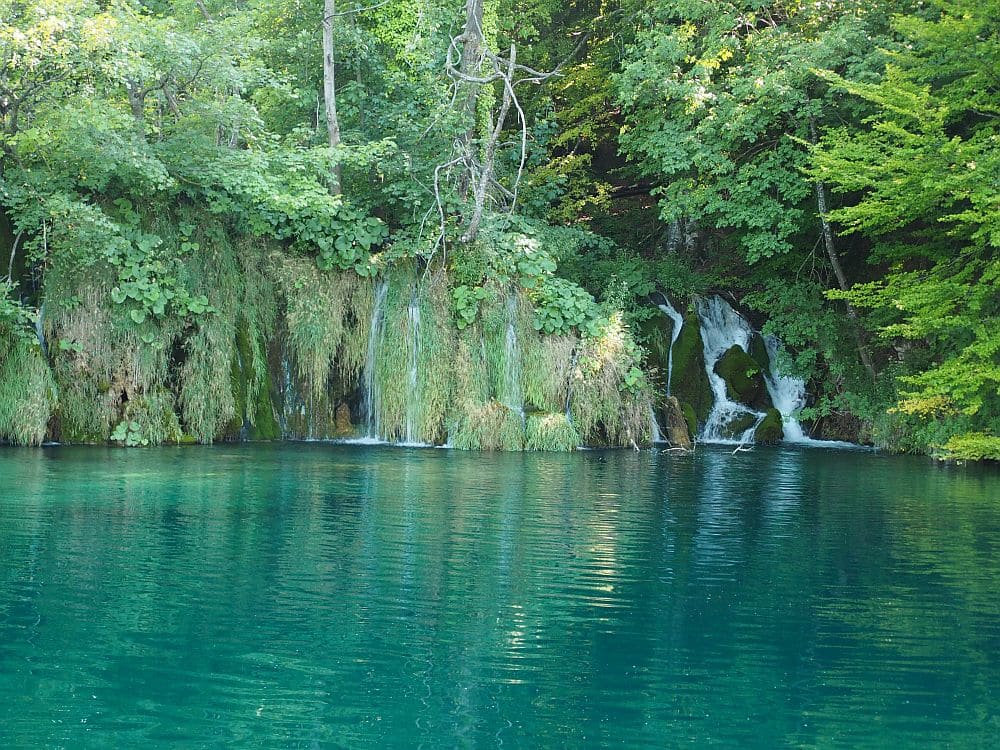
xmin=0 ymin=334 xmax=57 ymax=445
xmin=524 ymin=412 xmax=580 ymax=451
xmin=569 ymin=314 xmax=654 ymax=447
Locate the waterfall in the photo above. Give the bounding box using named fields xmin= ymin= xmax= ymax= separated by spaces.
xmin=656 ymin=297 xmax=684 ymax=395
xmin=761 ymin=335 xmax=809 ymax=442
xmin=503 ymin=294 xmax=525 ymax=422
xmin=649 ymin=406 xmax=664 ymax=443
xmin=363 ymin=278 xmax=389 ymax=440
xmin=695 ymin=295 xmax=765 ymax=444
xmin=403 ymin=286 xmax=422 ymax=445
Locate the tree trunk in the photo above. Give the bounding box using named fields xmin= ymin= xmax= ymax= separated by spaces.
xmin=809 ymin=118 xmax=876 ymax=380
xmin=125 ymin=81 xmax=146 ymax=126
xmin=322 ymin=0 xmax=343 ymax=195
xmin=461 ymin=45 xmax=515 ymax=244
xmin=457 ymin=0 xmax=485 ymax=199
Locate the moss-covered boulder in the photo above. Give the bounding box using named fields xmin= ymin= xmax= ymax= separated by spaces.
xmin=714 ymin=344 xmax=772 ymax=412
xmin=670 ymin=310 xmax=713 ymax=425
xmin=754 ymin=408 xmax=784 ymax=444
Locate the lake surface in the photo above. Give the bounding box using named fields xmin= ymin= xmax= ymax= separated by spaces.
xmin=1 ymin=444 xmax=997 ymax=748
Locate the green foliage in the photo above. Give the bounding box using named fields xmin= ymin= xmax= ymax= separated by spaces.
xmin=938 ymin=434 xmax=1000 ymax=463
xmin=808 ymin=0 xmax=1000 ymax=456
xmin=452 ymin=284 xmax=489 ymax=329
xmin=531 ymin=277 xmax=599 ymax=335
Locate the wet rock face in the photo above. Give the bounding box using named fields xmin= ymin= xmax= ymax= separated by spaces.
xmin=334 ymin=403 xmax=354 ymax=437
xmin=754 ymin=408 xmax=784 ymax=444
xmin=670 ymin=311 xmax=714 ymax=425
xmin=724 ymin=411 xmax=760 ymax=440
xmin=663 ymin=396 xmax=693 ymax=449
xmin=714 ymin=344 xmax=772 ymax=412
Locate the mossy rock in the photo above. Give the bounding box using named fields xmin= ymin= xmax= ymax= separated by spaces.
xmin=670 ymin=310 xmax=713 ymax=425
xmin=714 ymin=344 xmax=772 ymax=412
xmin=680 ymin=401 xmax=697 ymax=439
xmin=725 ymin=412 xmax=760 ymax=439
xmin=754 ymin=408 xmax=784 ymax=444
xmin=748 ymin=333 xmax=771 ymax=375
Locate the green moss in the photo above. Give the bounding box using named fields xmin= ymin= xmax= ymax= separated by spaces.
xmin=524 ymin=412 xmax=580 ymax=451
xmin=727 ymin=412 xmax=760 ymax=439
xmin=754 ymin=408 xmax=784 ymax=444
xmin=670 ymin=310 xmax=713 ymax=425
xmin=637 ymin=314 xmax=674 ymax=392
xmin=714 ymin=344 xmax=772 ymax=411
xmin=680 ymin=401 xmax=697 ymax=438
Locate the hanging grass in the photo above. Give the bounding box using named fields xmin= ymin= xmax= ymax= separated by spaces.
xmin=179 ymin=314 xmax=237 ymax=443
xmin=413 ymin=269 xmax=458 ymax=443
xmin=569 ymin=314 xmax=654 ymax=447
xmin=524 ymin=412 xmax=580 ymax=451
xmin=523 ymin=331 xmax=577 ymax=413
xmin=449 ymin=400 xmax=525 ymax=451
xmin=46 ymin=273 xmax=180 ymax=443
xmin=0 ymin=334 xmax=57 ymax=446
xmin=274 ymin=253 xmax=370 ymax=403
xmin=115 ymin=388 xmax=184 ymax=446
xmin=370 ymin=265 xmax=458 ymax=443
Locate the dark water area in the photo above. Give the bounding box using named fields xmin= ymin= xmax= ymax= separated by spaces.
xmin=1 ymin=444 xmax=997 ymax=748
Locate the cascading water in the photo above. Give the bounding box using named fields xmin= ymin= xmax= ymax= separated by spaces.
xmin=695 ymin=295 xmax=765 ymax=444
xmin=649 ymin=406 xmax=664 ymax=443
xmin=503 ymin=294 xmax=525 ymax=424
xmin=403 ymin=286 xmax=422 ymax=445
xmin=363 ymin=278 xmax=389 ymax=440
xmin=656 ymin=296 xmax=684 ymax=395
xmin=761 ymin=335 xmax=808 ymax=442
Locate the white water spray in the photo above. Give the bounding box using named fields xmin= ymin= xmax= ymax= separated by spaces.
xmin=761 ymin=335 xmax=808 ymax=442
xmin=656 ymin=297 xmax=684 ymax=395
xmin=695 ymin=295 xmax=765 ymax=444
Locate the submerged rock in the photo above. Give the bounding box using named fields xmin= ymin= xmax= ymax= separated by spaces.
xmin=754 ymin=408 xmax=784 ymax=444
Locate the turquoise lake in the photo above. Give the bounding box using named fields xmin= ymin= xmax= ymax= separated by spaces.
xmin=1 ymin=444 xmax=997 ymax=748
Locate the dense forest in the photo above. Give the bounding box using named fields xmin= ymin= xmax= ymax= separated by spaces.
xmin=0 ymin=0 xmax=996 ymax=459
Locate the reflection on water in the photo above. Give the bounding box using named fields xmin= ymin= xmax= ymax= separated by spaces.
xmin=0 ymin=444 xmax=998 ymax=748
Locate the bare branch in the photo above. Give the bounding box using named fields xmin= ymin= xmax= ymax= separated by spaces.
xmin=323 ymin=0 xmax=391 ymax=20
